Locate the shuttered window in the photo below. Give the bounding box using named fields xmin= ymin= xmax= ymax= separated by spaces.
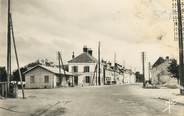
xmin=44 ymin=76 xmax=49 ymax=83
xmin=30 ymin=76 xmax=35 ymax=83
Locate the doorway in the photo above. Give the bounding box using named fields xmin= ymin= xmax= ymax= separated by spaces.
xmin=74 ymin=76 xmax=78 ymax=86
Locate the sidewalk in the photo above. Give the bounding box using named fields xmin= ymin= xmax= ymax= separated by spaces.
xmin=129 ymin=84 xmax=184 ymax=105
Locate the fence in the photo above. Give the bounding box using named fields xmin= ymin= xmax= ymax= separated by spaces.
xmin=0 ymin=82 xmax=8 ymax=98
xmin=0 ymin=82 xmax=18 ymax=98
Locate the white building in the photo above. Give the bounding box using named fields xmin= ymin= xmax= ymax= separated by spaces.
xmin=68 ymin=46 xmax=136 ymax=86
xmin=24 ymin=65 xmax=73 ymax=89
xmin=123 ymin=69 xmax=136 ymax=84
xmin=101 ymin=61 xmax=135 ymax=85
xmin=102 ymin=64 xmax=117 ymax=85
xmin=68 ymin=46 xmax=97 ymax=86
xmin=105 ymin=66 xmax=124 ymax=85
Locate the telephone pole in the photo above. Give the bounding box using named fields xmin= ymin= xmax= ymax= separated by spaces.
xmin=176 ymin=0 xmax=184 ymax=94
xmin=10 ymin=14 xmax=25 ymax=98
xmin=7 ymin=0 xmax=11 ymax=93
xmin=58 ymin=52 xmax=62 ymax=86
xmin=148 ymin=62 xmax=151 ymax=81
xmin=114 ymin=52 xmax=116 ymax=84
xmin=98 ymin=42 xmax=101 ymax=86
xmin=58 ymin=51 xmax=67 ymax=86
xmin=142 ymin=52 xmax=145 ymax=88
xmin=6 ymin=0 xmax=25 ymax=98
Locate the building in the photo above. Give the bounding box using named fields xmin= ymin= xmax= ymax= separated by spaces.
xmin=151 ymin=56 xmax=173 ymax=85
xmin=103 ymin=62 xmax=124 ymax=85
xmin=101 ymin=61 xmax=135 ymax=85
xmin=101 ymin=62 xmax=116 ymax=85
xmin=68 ymin=46 xmax=136 ymax=86
xmin=24 ymin=65 xmax=73 ymax=89
xmin=68 ymin=46 xmax=97 ymax=86
xmin=123 ymin=69 xmax=136 ymax=84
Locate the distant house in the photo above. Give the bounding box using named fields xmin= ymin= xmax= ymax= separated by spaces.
xmin=151 ymin=56 xmax=173 ymax=85
xmin=68 ymin=46 xmax=97 ymax=86
xmin=101 ymin=62 xmax=116 ymax=85
xmin=101 ymin=61 xmax=135 ymax=85
xmin=24 ymin=65 xmax=73 ymax=89
xmin=102 ymin=62 xmax=124 ymax=85
xmin=123 ymin=69 xmax=136 ymax=84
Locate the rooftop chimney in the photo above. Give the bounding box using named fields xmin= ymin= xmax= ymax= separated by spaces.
xmin=83 ymin=46 xmax=88 ymax=53
xmin=72 ymin=52 xmax=75 ymax=59
xmin=88 ymin=48 xmax=93 ymax=56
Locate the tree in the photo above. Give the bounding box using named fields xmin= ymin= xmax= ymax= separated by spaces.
xmin=135 ymin=71 xmax=144 ymax=82
xmin=12 ymin=67 xmax=27 ymax=81
xmin=12 ymin=60 xmax=41 ymax=81
xmin=12 ymin=59 xmax=55 ymax=81
xmin=168 ymin=59 xmax=179 ymax=81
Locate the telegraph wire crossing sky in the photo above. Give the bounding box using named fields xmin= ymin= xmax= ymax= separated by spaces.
xmin=0 ymin=0 xmax=178 ymax=71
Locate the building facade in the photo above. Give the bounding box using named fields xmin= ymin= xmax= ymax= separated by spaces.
xmin=123 ymin=69 xmax=136 ymax=84
xmin=68 ymin=46 xmax=136 ymax=86
xmin=101 ymin=61 xmax=135 ymax=85
xmin=68 ymin=46 xmax=97 ymax=86
xmin=24 ymin=65 xmax=72 ymax=89
xmin=151 ymin=57 xmax=173 ymax=85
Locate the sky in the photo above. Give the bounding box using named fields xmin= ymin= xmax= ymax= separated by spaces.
xmin=0 ymin=0 xmax=178 ymax=72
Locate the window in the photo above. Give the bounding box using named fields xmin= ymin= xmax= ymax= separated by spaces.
xmin=72 ymin=66 xmax=78 ymax=72
xmin=30 ymin=76 xmax=35 ymax=83
xmin=85 ymin=76 xmax=90 ymax=83
xmin=84 ymin=66 xmax=90 ymax=72
xmin=44 ymin=76 xmax=49 ymax=83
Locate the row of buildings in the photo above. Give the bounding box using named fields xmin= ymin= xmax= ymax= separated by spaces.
xmin=24 ymin=46 xmax=136 ymax=89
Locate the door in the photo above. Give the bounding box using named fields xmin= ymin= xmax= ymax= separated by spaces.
xmin=74 ymin=76 xmax=78 ymax=86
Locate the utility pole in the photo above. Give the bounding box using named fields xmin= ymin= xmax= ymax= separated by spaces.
xmin=58 ymin=52 xmax=62 ymax=86
xmin=98 ymin=42 xmax=101 ymax=86
xmin=114 ymin=52 xmax=116 ymax=84
xmin=10 ymin=14 xmax=25 ymax=98
xmin=176 ymin=0 xmax=184 ymax=94
xmin=58 ymin=51 xmax=67 ymax=87
xmin=142 ymin=52 xmax=145 ymax=88
xmin=103 ymin=64 xmax=106 ymax=85
xmin=95 ymin=63 xmax=98 ymax=86
xmin=5 ymin=0 xmax=25 ymax=98
xmin=7 ymin=0 xmax=11 ymax=93
xmin=148 ymin=62 xmax=151 ymax=81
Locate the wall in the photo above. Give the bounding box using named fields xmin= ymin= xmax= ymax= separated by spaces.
xmin=68 ymin=63 xmax=96 ymax=86
xmin=104 ymin=69 xmax=124 ymax=85
xmin=151 ymin=60 xmax=171 ymax=85
xmin=124 ymin=72 xmax=136 ymax=84
xmin=25 ymin=67 xmax=57 ymax=89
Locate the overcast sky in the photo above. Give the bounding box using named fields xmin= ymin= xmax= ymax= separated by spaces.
xmin=0 ymin=0 xmax=178 ymax=72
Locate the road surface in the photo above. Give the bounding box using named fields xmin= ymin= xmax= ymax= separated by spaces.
xmin=0 ymin=84 xmax=183 ymax=116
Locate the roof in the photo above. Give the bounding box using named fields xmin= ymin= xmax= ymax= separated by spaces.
xmin=68 ymin=52 xmax=97 ymax=63
xmin=152 ymin=57 xmax=165 ymax=68
xmin=23 ymin=65 xmax=73 ymax=75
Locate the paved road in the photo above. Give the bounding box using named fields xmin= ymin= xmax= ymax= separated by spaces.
xmin=0 ymin=84 xmax=183 ymax=116
xmin=61 ymin=85 xmax=180 ymax=116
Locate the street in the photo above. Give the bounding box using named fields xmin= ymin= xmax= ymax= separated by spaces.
xmin=0 ymin=84 xmax=184 ymax=116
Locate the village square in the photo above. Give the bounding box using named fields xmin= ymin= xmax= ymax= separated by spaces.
xmin=1 ymin=0 xmax=184 ymax=116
